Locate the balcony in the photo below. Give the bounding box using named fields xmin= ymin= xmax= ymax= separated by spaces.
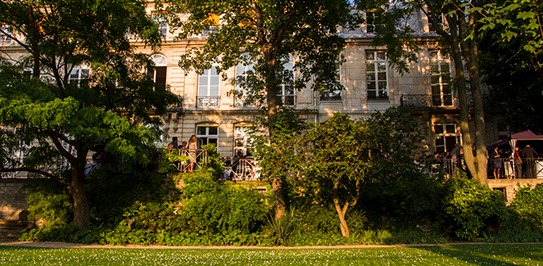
xmin=197 ymin=96 xmax=220 ymax=108
xmin=400 ymin=94 xmax=458 ymax=108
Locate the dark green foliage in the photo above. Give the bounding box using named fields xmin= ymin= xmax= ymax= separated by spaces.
xmin=441 ymin=177 xmax=507 ymax=241
xmin=507 ymin=184 xmax=543 ymax=230
xmin=25 ymin=180 xmax=72 ymax=227
xmin=200 ymin=144 xmax=226 ymax=178
xmin=179 ymin=169 xmax=269 ymax=235
xmin=360 ymin=107 xmax=441 ymax=228
xmin=86 ymin=162 xmax=173 ymax=226
xmin=0 ymin=0 xmax=179 ymax=229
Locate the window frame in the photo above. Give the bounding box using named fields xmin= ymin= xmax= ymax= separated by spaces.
xmin=234 ymin=56 xmax=255 ymax=107
xmin=430 ymin=51 xmax=452 ymax=107
xmin=196 ymin=124 xmax=219 ymax=147
xmin=149 ymin=54 xmax=168 ymax=91
xmin=434 ymin=123 xmax=460 ymax=154
xmin=366 ymin=51 xmax=389 ymax=101
xmin=197 ymin=66 xmax=220 ymax=107
xmin=320 ymin=60 xmax=342 ymax=102
xmin=68 ymin=65 xmax=90 ymax=87
xmin=276 ymin=55 xmax=296 ymax=106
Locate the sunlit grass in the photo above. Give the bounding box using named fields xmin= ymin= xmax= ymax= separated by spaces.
xmin=0 ymin=243 xmax=542 ymax=265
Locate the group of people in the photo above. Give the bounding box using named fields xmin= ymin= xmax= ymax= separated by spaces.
xmin=490 ymin=144 xmax=539 ymax=179
xmin=421 ymin=143 xmax=540 ymax=179
xmin=167 ymin=135 xmax=198 ymax=172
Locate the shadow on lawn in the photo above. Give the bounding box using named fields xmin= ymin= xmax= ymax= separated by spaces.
xmin=413 ymin=243 xmax=543 ymax=265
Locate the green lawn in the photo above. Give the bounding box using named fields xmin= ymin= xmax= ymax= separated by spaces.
xmin=0 ymin=244 xmax=542 ymax=265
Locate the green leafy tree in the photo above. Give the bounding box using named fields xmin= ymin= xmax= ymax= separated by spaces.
xmin=295 ymin=113 xmax=370 ymax=238
xmin=476 ymin=0 xmax=543 ymax=68
xmin=358 ymin=0 xmax=489 ymax=183
xmin=361 ymin=107 xmax=437 ymax=227
xmin=479 ymin=35 xmax=543 ymax=134
xmin=476 ymin=1 xmax=543 ymax=134
xmin=158 ymin=0 xmax=359 ymax=219
xmin=0 ymin=0 xmax=179 ymax=229
xmin=253 ymin=111 xmax=306 ymax=215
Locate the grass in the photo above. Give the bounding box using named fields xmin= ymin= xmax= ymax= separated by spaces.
xmin=0 ymin=243 xmax=542 ymax=265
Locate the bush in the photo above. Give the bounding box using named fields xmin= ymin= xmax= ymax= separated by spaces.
xmin=86 ymin=161 xmax=173 ymax=226
xmin=25 ymin=179 xmax=72 ymax=227
xmin=442 ymin=176 xmax=506 ymax=240
xmin=179 ymin=168 xmax=270 ymax=235
xmin=509 ymin=184 xmax=543 ymax=230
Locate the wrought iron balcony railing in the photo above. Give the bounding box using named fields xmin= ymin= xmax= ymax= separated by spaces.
xmin=197 ymin=96 xmax=220 ymax=108
xmin=400 ymin=94 xmax=458 ymax=108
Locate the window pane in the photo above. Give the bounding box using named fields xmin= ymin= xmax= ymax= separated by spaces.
xmin=210 ymin=86 xmax=219 ymax=96
xmin=208 ymin=127 xmax=218 ymax=135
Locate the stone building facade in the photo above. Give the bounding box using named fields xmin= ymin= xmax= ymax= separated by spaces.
xmin=0 ymin=3 xmax=500 ymax=160
xmin=133 ymin=3 xmax=471 ymax=158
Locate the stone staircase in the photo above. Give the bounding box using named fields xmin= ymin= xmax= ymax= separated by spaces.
xmin=0 ymin=220 xmax=28 ymax=242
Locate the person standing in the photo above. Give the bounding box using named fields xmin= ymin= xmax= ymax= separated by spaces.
xmin=185 ymin=135 xmax=198 ymax=172
xmin=490 ymin=146 xmax=502 ymax=179
xmin=522 ymin=144 xmax=539 ymax=178
xmin=513 ymin=146 xmax=523 ymax=178
xmin=167 ymin=137 xmax=179 ymax=152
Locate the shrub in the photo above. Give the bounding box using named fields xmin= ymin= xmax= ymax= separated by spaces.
xmin=86 ymin=162 xmax=172 ymax=226
xmin=25 ymin=180 xmax=72 ymax=227
xmin=442 ymin=176 xmax=506 ymax=240
xmin=179 ymin=168 xmax=270 ymax=235
xmin=509 ymin=184 xmax=543 ymax=230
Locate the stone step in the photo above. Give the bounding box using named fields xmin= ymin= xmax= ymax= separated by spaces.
xmin=0 ymin=220 xmax=29 ymax=242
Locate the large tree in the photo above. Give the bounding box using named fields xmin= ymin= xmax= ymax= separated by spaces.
xmin=0 ymin=0 xmax=178 ymax=229
xmin=295 ymin=113 xmax=370 ymax=238
xmin=360 ymin=0 xmax=489 ymax=183
xmin=476 ymin=0 xmax=543 ymax=134
xmin=159 ymin=0 xmax=359 ymax=219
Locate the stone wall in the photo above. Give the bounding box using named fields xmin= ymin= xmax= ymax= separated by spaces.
xmin=0 ymin=179 xmax=29 ymax=221
xmin=487 ymin=178 xmax=543 ymax=204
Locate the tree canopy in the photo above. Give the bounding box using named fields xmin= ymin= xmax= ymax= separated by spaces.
xmin=358 ymin=0 xmax=489 ymax=182
xmin=158 ymin=0 xmax=360 ymax=219
xmin=0 ymin=0 xmax=179 ymax=228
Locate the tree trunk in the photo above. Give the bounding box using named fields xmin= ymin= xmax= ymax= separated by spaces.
xmin=70 ymin=153 xmax=90 ymax=229
xmin=465 ymin=17 xmax=488 ymax=184
xmin=263 ymin=46 xmax=287 ymax=220
xmin=333 ymin=198 xmax=350 ymax=238
xmin=449 ymin=24 xmax=476 ymax=178
xmin=271 ymin=177 xmax=286 ymax=221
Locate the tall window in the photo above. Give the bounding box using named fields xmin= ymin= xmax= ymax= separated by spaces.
xmin=234 ymin=55 xmax=255 ymax=107
xmin=434 ymin=123 xmax=460 ymax=154
xmin=320 ymin=61 xmax=342 ymax=101
xmin=234 ymin=124 xmax=253 ymax=156
xmin=152 ymin=13 xmax=168 ymax=39
xmin=0 ymin=24 xmax=12 ymax=44
xmin=69 ymin=66 xmax=89 ymax=87
xmin=198 ymin=66 xmax=220 ymax=107
xmin=427 ymin=11 xmax=443 ymax=33
xmin=277 ymin=55 xmax=295 ymax=106
xmin=196 ymin=124 xmax=218 ymax=146
xmin=366 ymin=51 xmax=388 ymax=100
xmin=365 ymin=11 xmax=377 ymax=33
xmin=430 ymin=51 xmax=452 ymax=106
xmin=149 ymin=54 xmax=167 ymax=91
